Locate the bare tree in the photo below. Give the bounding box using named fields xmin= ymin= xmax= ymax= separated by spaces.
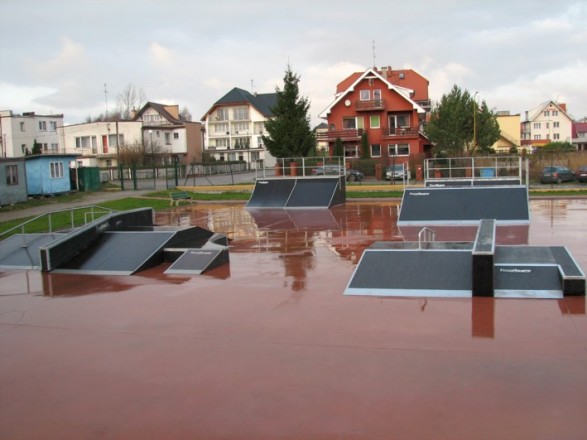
xmin=179 ymin=106 xmax=192 ymax=122
xmin=117 ymin=84 xmax=147 ymax=120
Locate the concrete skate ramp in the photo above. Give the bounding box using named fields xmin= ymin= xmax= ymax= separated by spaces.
xmin=55 ymin=231 xmax=175 ymax=275
xmin=247 ymin=177 xmax=345 ymax=208
xmin=398 ymin=186 xmax=529 ymax=225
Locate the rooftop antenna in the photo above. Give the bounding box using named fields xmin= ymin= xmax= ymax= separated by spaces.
xmin=104 ymin=83 xmax=108 ymax=118
xmin=372 ymin=40 xmax=376 ymax=68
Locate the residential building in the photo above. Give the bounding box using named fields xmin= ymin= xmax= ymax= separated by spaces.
xmin=521 ymin=101 xmax=573 ymax=151
xmin=0 ymin=110 xmax=63 ymax=158
xmin=24 ymin=154 xmax=78 ymax=196
xmin=133 ymin=102 xmax=204 ymax=164
xmin=0 ymin=157 xmax=27 ymax=205
xmin=491 ymin=111 xmax=522 ymax=153
xmin=317 ymin=66 xmax=432 ymax=167
xmin=572 ymin=121 xmax=587 ymax=151
xmin=60 ymin=121 xmax=142 ymax=168
xmin=201 ymin=87 xmax=278 ymax=167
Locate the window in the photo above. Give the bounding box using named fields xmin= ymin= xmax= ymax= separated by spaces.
xmin=343 ymin=118 xmax=356 ymax=129
xmin=50 ymin=143 xmax=58 ymax=151
xmin=234 ymin=122 xmax=249 ymax=133
xmin=215 ymin=123 xmax=229 ymax=133
xmin=50 ymin=121 xmax=57 ymax=131
xmin=38 ymin=121 xmax=47 ymax=131
xmin=544 ymin=111 xmax=550 ymax=117
xmin=360 ymin=90 xmax=370 ymax=101
xmin=553 ymin=133 xmax=560 ymax=140
xmin=165 ymin=133 xmax=171 ymax=145
xmin=552 ymin=110 xmax=558 ymax=116
xmin=388 ymin=144 xmax=410 ymax=156
xmin=533 ymin=135 xmax=541 ymax=140
xmin=233 ymin=107 xmax=249 ymax=120
xmin=20 ymin=122 xmax=25 ymax=132
xmin=370 ymin=144 xmax=381 ymax=157
xmin=234 ymin=137 xmax=250 ymax=149
xmin=216 ymin=108 xmax=228 ymax=121
xmin=553 ymin=121 xmax=560 ymax=128
xmin=173 ymin=133 xmax=179 ymax=139
xmin=533 ymin=123 xmax=541 ymax=129
xmin=6 ymin=165 xmax=18 ymax=185
xmin=50 ymin=162 xmax=64 ymax=179
xmin=388 ymin=114 xmax=411 ymax=133
xmin=370 ymin=115 xmax=380 ymax=129
xmin=106 ymin=160 xmax=112 ymax=167
xmin=75 ymin=136 xmax=97 ymax=149
xmin=108 ymin=134 xmax=124 ymax=146
xmin=373 ymin=89 xmax=382 ymax=105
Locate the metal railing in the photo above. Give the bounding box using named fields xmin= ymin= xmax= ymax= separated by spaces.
xmin=418 ymin=227 xmax=436 ymax=249
xmin=424 ymin=155 xmax=526 ymax=186
xmin=254 ymin=156 xmax=348 ymax=179
xmin=0 ymin=205 xmax=116 ymax=248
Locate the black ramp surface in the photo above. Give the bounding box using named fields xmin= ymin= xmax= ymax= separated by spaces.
xmin=346 ymin=249 xmax=472 ymax=296
xmin=58 ymin=231 xmax=174 ymax=275
xmin=0 ymin=233 xmax=64 ymax=269
xmin=398 ymin=186 xmax=529 ymax=224
xmin=494 ymin=265 xmax=562 ymax=295
xmin=247 ymin=179 xmax=296 ymax=208
xmin=286 ymin=178 xmax=340 ymax=207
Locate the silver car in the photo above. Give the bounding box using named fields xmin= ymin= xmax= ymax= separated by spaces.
xmin=385 ymin=164 xmax=411 ymax=181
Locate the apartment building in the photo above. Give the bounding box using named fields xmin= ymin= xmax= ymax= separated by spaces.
xmin=0 ymin=110 xmax=64 ymax=157
xmin=521 ymin=101 xmax=573 ymax=151
xmin=317 ymin=66 xmax=432 ymax=165
xmin=201 ymin=87 xmax=278 ymax=167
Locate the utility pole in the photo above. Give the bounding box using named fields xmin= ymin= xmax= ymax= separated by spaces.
xmin=104 ymin=83 xmax=109 ymax=118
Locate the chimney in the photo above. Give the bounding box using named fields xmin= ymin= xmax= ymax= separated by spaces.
xmin=559 ymin=103 xmax=567 ymax=113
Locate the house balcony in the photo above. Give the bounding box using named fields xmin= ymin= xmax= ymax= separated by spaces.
xmin=415 ymin=99 xmax=432 ymax=112
xmin=381 ymin=126 xmax=420 ymax=138
xmin=315 ymin=129 xmax=364 ymax=142
xmin=355 ymin=99 xmax=385 ymax=111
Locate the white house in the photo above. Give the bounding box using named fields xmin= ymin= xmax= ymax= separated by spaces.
xmin=0 ymin=110 xmax=64 ymax=158
xmin=201 ymin=88 xmax=277 ymax=167
xmin=60 ymin=121 xmax=143 ymax=167
xmin=521 ymin=101 xmax=573 ymax=151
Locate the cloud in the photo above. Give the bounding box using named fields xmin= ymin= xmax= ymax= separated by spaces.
xmin=29 ymin=36 xmax=90 ymax=79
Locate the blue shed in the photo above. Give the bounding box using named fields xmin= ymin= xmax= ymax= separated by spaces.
xmin=0 ymin=157 xmax=28 ymax=206
xmin=24 ymin=154 xmax=78 ymax=196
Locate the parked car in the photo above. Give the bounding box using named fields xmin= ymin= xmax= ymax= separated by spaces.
xmin=385 ymin=164 xmax=411 ymax=181
xmin=575 ymin=165 xmax=587 ymax=183
xmin=312 ymin=165 xmax=364 ymax=182
xmin=540 ymin=166 xmax=575 ymax=184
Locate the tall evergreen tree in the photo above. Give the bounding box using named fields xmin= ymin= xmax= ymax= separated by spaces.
xmin=262 ymin=66 xmax=315 ymax=158
xmin=425 ymin=85 xmax=500 ymax=156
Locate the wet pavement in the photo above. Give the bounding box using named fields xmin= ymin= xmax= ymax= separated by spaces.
xmin=1 ymin=199 xmax=587 ymax=439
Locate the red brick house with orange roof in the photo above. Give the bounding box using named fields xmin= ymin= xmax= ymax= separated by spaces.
xmin=318 ymin=66 xmax=433 ymax=173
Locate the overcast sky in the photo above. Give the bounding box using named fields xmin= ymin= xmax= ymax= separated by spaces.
xmin=1 ymin=0 xmax=586 ymax=126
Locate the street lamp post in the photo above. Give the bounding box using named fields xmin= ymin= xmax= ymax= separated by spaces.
xmin=473 ymin=91 xmax=479 ymax=154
